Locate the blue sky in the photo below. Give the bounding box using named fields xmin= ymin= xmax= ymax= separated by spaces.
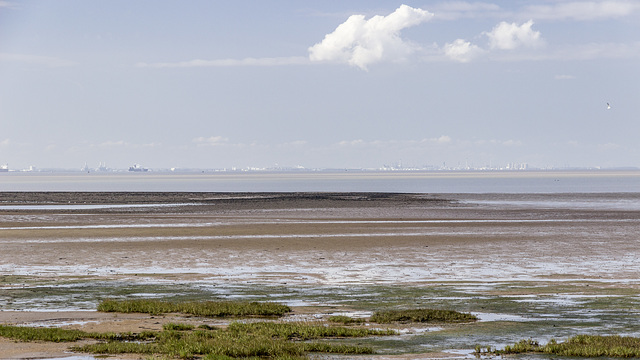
xmin=1 ymin=1 xmax=639 ymax=170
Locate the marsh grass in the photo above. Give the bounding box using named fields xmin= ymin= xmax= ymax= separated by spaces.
xmin=163 ymin=323 xmax=195 ymax=331
xmin=72 ymin=322 xmax=382 ymax=359
xmin=370 ymin=308 xmax=477 ymax=324
xmin=500 ymin=335 xmax=640 ymax=357
xmin=0 ymin=319 xmax=391 ymax=358
xmin=198 ymin=324 xmax=217 ymax=330
xmin=0 ymin=324 xmax=87 ymax=342
xmin=327 ymin=315 xmax=366 ymax=324
xmin=227 ymin=321 xmax=395 ymax=340
xmin=97 ymin=299 xmax=291 ymax=317
xmin=0 ymin=324 xmax=155 ymax=343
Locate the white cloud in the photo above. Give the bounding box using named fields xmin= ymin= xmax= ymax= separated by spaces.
xmin=485 ymin=20 xmax=544 ymax=50
xmin=308 ymin=4 xmax=434 ymax=70
xmin=95 ymin=140 xmax=160 ymax=148
xmin=337 ymin=139 xmax=367 ymax=147
xmin=422 ymin=135 xmax=453 ymax=144
xmin=278 ymin=140 xmax=308 ymax=147
xmin=502 ymin=139 xmax=523 ymax=146
xmin=98 ymin=140 xmax=127 ymax=147
xmin=473 ymin=139 xmax=524 ymax=147
xmin=598 ymin=142 xmax=622 ymax=150
xmin=524 ymin=1 xmax=640 ymax=21
xmin=137 ymin=57 xmax=308 ymax=68
xmin=336 ymin=137 xmax=454 ymax=149
xmin=192 ymin=136 xmax=229 ymax=146
xmin=443 ymin=39 xmax=484 ymax=62
xmin=136 ymin=2 xmax=637 ymax=71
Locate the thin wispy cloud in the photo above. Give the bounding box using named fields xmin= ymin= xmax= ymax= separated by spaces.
xmin=430 ymin=1 xmax=640 ymax=21
xmin=94 ymin=140 xmax=161 ymax=149
xmin=98 ymin=140 xmax=127 ymax=147
xmin=430 ymin=135 xmax=452 ymax=144
xmin=555 ymin=74 xmax=577 ymax=80
xmin=557 ymin=41 xmax=640 ymax=60
xmin=277 ymin=140 xmax=308 ymax=147
xmin=192 ymin=136 xmax=230 ymax=146
xmin=506 ymin=41 xmax=640 ymax=61
xmin=333 ymin=136 xmax=522 ymax=149
xmin=523 ymin=1 xmax=640 ymax=21
xmin=431 ymin=2 xmax=505 ymax=20
xmin=137 ymin=57 xmax=308 ymax=68
xmin=0 ymin=1 xmax=16 ymax=8
xmin=0 ymin=53 xmax=76 ymax=67
xmin=598 ymin=142 xmax=622 ymax=150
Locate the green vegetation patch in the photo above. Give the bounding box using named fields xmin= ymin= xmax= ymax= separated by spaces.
xmin=327 ymin=315 xmax=366 ymax=325
xmin=500 ymin=335 xmax=640 ymax=358
xmin=0 ymin=324 xmax=88 ymax=342
xmin=0 ymin=319 xmax=391 ymax=359
xmin=0 ymin=324 xmax=155 ymax=343
xmin=97 ymin=299 xmax=291 ymax=317
xmin=163 ymin=323 xmax=196 ymax=331
xmin=72 ymin=322 xmax=383 ymax=359
xmin=370 ymin=308 xmax=477 ymax=324
xmin=227 ymin=321 xmax=395 ymax=340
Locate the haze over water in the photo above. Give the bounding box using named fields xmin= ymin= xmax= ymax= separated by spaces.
xmin=0 ymin=170 xmax=639 ymax=193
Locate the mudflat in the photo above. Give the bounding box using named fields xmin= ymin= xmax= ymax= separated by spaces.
xmin=1 ymin=192 xmax=639 ymax=359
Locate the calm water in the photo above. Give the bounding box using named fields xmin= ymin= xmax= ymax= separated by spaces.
xmin=1 ymin=170 xmax=639 ymax=193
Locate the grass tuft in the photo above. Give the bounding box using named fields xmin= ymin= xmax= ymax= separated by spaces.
xmin=72 ymin=324 xmax=377 ymax=359
xmin=163 ymin=323 xmax=195 ymax=331
xmin=0 ymin=324 xmax=87 ymax=342
xmin=97 ymin=299 xmax=291 ymax=317
xmin=500 ymin=335 xmax=640 ymax=357
xmin=327 ymin=315 xmax=366 ymax=324
xmin=370 ymin=308 xmax=477 ymax=324
xmin=227 ymin=321 xmax=395 ymax=340
xmin=0 ymin=324 xmax=156 ymax=343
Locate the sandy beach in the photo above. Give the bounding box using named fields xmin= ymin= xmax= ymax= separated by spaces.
xmin=1 ymin=192 xmax=639 ymax=359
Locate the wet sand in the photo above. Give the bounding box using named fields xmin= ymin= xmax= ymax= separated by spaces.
xmin=1 ymin=192 xmax=639 ymax=359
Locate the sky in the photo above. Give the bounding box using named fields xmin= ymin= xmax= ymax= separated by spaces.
xmin=1 ymin=0 xmax=639 ymax=171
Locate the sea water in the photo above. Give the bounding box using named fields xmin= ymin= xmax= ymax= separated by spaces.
xmin=0 ymin=170 xmax=639 ymax=193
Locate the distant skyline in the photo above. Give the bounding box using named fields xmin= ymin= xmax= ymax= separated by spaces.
xmin=1 ymin=1 xmax=639 ymax=170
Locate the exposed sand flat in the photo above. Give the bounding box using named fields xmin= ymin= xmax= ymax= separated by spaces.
xmin=1 ymin=192 xmax=638 ymax=284
xmin=1 ymin=192 xmax=639 ymax=359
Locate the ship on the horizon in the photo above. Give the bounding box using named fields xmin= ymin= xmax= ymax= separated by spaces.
xmin=128 ymin=164 xmax=148 ymax=172
xmin=0 ymin=164 xmax=8 ymax=172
